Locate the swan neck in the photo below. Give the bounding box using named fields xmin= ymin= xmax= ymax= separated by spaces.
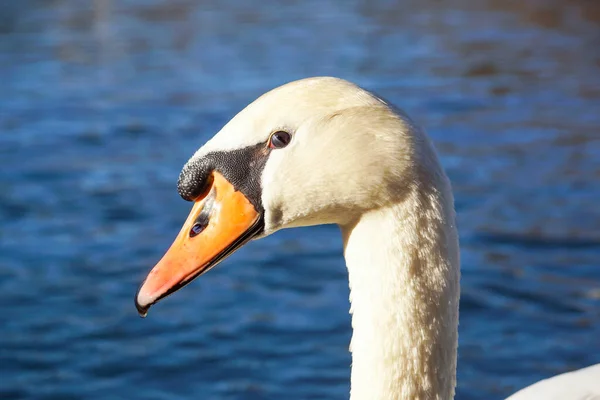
xmin=342 ymin=186 xmax=460 ymax=400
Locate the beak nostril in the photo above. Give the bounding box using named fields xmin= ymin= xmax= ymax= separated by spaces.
xmin=189 ymin=185 xmax=216 ymax=238
xmin=190 ymin=221 xmax=208 ymax=237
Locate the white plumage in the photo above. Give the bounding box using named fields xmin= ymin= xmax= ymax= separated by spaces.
xmin=185 ymin=77 xmax=600 ymax=399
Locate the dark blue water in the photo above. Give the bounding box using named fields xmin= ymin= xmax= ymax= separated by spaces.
xmin=1 ymin=1 xmax=600 ymax=399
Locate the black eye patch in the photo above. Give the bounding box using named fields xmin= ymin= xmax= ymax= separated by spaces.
xmin=178 ymin=142 xmax=270 ymax=213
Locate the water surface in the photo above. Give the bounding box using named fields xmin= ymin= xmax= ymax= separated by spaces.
xmin=1 ymin=1 xmax=600 ymax=399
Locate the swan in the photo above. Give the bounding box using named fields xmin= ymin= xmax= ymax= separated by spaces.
xmin=135 ymin=77 xmax=600 ymax=399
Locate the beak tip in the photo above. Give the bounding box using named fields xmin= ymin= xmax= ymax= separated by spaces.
xmin=135 ymin=301 xmax=149 ymax=318
xmin=135 ymin=284 xmax=153 ymax=318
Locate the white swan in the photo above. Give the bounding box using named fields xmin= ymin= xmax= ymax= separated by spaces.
xmin=135 ymin=77 xmax=599 ymax=399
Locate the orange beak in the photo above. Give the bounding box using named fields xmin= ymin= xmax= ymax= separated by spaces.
xmin=135 ymin=172 xmax=262 ymax=316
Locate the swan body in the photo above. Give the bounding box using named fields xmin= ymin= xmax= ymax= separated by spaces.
xmin=507 ymin=363 xmax=600 ymax=400
xmin=136 ymin=77 xmax=600 ymax=399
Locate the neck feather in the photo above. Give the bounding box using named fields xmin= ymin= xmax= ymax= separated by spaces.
xmin=341 ymin=179 xmax=460 ymax=400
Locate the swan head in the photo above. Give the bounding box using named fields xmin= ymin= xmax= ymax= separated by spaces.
xmin=136 ymin=77 xmax=433 ymax=315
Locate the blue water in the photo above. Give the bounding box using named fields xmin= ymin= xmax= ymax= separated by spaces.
xmin=1 ymin=1 xmax=600 ymax=399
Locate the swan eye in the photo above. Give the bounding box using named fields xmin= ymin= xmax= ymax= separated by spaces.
xmin=269 ymin=131 xmax=292 ymax=149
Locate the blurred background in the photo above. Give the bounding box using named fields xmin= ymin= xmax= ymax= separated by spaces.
xmin=1 ymin=0 xmax=599 ymax=399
